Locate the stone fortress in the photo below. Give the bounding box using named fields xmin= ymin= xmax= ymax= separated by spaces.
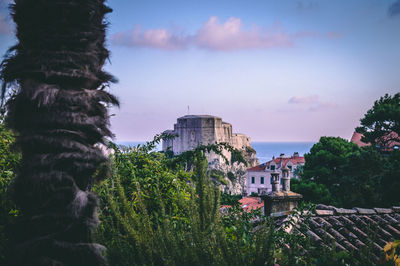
xmin=162 ymin=115 xmax=259 ymax=194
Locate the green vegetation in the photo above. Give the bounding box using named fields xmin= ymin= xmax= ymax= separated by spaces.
xmin=94 ymin=139 xmax=366 ymax=265
xmin=292 ymin=93 xmax=400 ymax=208
xmin=0 ymin=125 xmax=391 ymax=265
xmin=293 ymin=135 xmax=400 ymax=208
xmin=356 ymin=93 xmax=400 ymax=149
xmin=0 ymin=117 xmax=19 ymax=263
xmin=94 ymin=142 xmax=280 ymax=265
xmin=1 ymin=93 xmax=399 ymax=265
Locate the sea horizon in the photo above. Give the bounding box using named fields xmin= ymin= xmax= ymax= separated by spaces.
xmin=116 ymin=141 xmax=316 ymax=163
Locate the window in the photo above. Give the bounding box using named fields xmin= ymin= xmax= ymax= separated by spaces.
xmin=260 ymin=177 xmax=264 ymax=184
xmin=270 ymin=165 xmax=275 ymax=170
xmin=288 ymin=165 xmax=292 ymax=171
xmin=251 ymin=176 xmax=255 ymax=184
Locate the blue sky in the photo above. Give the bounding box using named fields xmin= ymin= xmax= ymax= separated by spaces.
xmin=0 ymin=0 xmax=399 ymax=141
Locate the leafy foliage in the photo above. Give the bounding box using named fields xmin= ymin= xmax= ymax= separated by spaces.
xmin=293 ymin=135 xmax=400 ymax=207
xmin=93 ymin=138 xmax=376 ymax=265
xmin=356 ymin=93 xmax=400 ymax=149
xmin=303 ymin=136 xmax=360 ymax=187
xmin=291 ymin=179 xmax=332 ymax=205
xmin=0 ymin=130 xmax=390 ymax=265
xmin=0 ymin=118 xmax=19 ymax=263
xmin=384 ymin=240 xmax=400 ymax=265
xmin=94 ymin=142 xmax=277 ymax=265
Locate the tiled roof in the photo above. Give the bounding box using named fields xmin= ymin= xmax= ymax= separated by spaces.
xmin=270 ymin=157 xmax=305 ymax=168
xmin=350 ymin=132 xmax=371 ymax=147
xmin=247 ymin=156 xmax=305 ymax=172
xmin=247 ymin=163 xmax=267 ymax=172
xmin=265 ymin=157 xmax=305 ymax=170
xmin=283 ymin=204 xmax=400 ymax=263
xmin=350 ymin=131 xmax=400 ymax=150
xmin=239 ymin=197 xmax=264 ymax=212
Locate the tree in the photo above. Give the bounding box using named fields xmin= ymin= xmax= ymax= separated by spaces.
xmin=356 ymin=93 xmax=400 ymax=149
xmin=300 ymin=135 xmax=398 ymax=208
xmin=291 ymin=179 xmax=333 ymax=205
xmin=0 ymin=1 xmax=118 ymax=265
xmin=303 ymin=136 xmax=359 ymax=187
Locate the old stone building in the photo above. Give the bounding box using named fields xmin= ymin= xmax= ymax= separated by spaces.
xmin=162 ymin=115 xmax=259 ymax=194
xmin=162 ymin=115 xmax=257 ymax=163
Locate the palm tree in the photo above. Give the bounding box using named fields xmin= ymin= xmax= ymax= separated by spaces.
xmin=0 ymin=0 xmax=118 ymax=265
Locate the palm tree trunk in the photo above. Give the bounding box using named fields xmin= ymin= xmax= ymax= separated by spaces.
xmin=0 ymin=1 xmax=118 ymax=265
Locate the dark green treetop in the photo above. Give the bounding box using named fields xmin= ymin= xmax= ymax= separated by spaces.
xmin=356 ymin=93 xmax=400 ymax=149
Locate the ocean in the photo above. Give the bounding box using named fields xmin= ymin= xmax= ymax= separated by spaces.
xmin=252 ymin=142 xmax=315 ymax=163
xmin=116 ymin=141 xmax=315 ymax=163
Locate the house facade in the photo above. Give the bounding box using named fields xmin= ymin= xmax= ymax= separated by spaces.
xmin=246 ymin=152 xmax=305 ymax=195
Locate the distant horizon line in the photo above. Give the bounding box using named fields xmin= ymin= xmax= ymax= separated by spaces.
xmin=115 ymin=140 xmax=318 ymax=143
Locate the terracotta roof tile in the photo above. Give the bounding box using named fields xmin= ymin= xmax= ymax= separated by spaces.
xmin=246 ymin=163 xmax=267 ymax=172
xmin=350 ymin=131 xmax=400 ymax=150
xmin=248 ymin=156 xmax=305 ymax=172
xmin=239 ymin=197 xmax=264 ymax=212
xmin=284 ymin=205 xmax=400 ymax=263
xmin=350 ymin=132 xmax=370 ymax=147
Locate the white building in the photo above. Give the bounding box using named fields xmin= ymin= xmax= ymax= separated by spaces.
xmin=246 ymin=152 xmax=305 ymax=195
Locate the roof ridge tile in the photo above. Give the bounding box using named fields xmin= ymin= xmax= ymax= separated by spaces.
xmin=353 ymin=207 xmax=376 ymax=215
xmin=392 ymin=206 xmax=400 ymax=213
xmin=374 ymin=208 xmax=392 ymax=214
xmin=335 ymin=208 xmax=357 ymax=215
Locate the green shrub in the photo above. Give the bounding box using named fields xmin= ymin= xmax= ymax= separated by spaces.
xmin=0 ymin=118 xmax=20 ymax=263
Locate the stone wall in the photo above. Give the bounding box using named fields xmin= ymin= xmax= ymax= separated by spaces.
xmin=162 ymin=115 xmax=259 ymax=194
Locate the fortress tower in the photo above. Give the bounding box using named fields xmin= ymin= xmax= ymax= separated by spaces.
xmin=162 ymin=115 xmax=257 ymax=165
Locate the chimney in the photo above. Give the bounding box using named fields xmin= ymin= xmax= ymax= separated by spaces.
xmin=261 ymin=168 xmax=302 ymax=216
xmin=282 ymin=166 xmax=290 ymax=192
xmin=271 ymin=171 xmax=280 ymax=192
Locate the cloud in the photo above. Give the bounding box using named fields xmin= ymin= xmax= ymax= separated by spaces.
xmin=388 ymin=0 xmax=400 ymax=17
xmin=194 ymin=17 xmax=292 ymax=51
xmin=111 ymin=26 xmax=188 ymax=50
xmin=288 ymin=95 xmax=337 ymax=112
xmin=112 ymin=16 xmax=338 ymax=51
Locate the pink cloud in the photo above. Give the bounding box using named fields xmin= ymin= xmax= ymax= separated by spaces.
xmin=112 ymin=16 xmax=340 ymax=51
xmin=111 ymin=25 xmax=188 ymax=50
xmin=194 ymin=16 xmax=292 ymax=51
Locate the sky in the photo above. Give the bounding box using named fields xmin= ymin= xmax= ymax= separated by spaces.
xmin=0 ymin=0 xmax=399 ymax=142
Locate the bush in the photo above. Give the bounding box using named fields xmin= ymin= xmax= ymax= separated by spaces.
xmin=0 ymin=118 xmax=20 ymax=263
